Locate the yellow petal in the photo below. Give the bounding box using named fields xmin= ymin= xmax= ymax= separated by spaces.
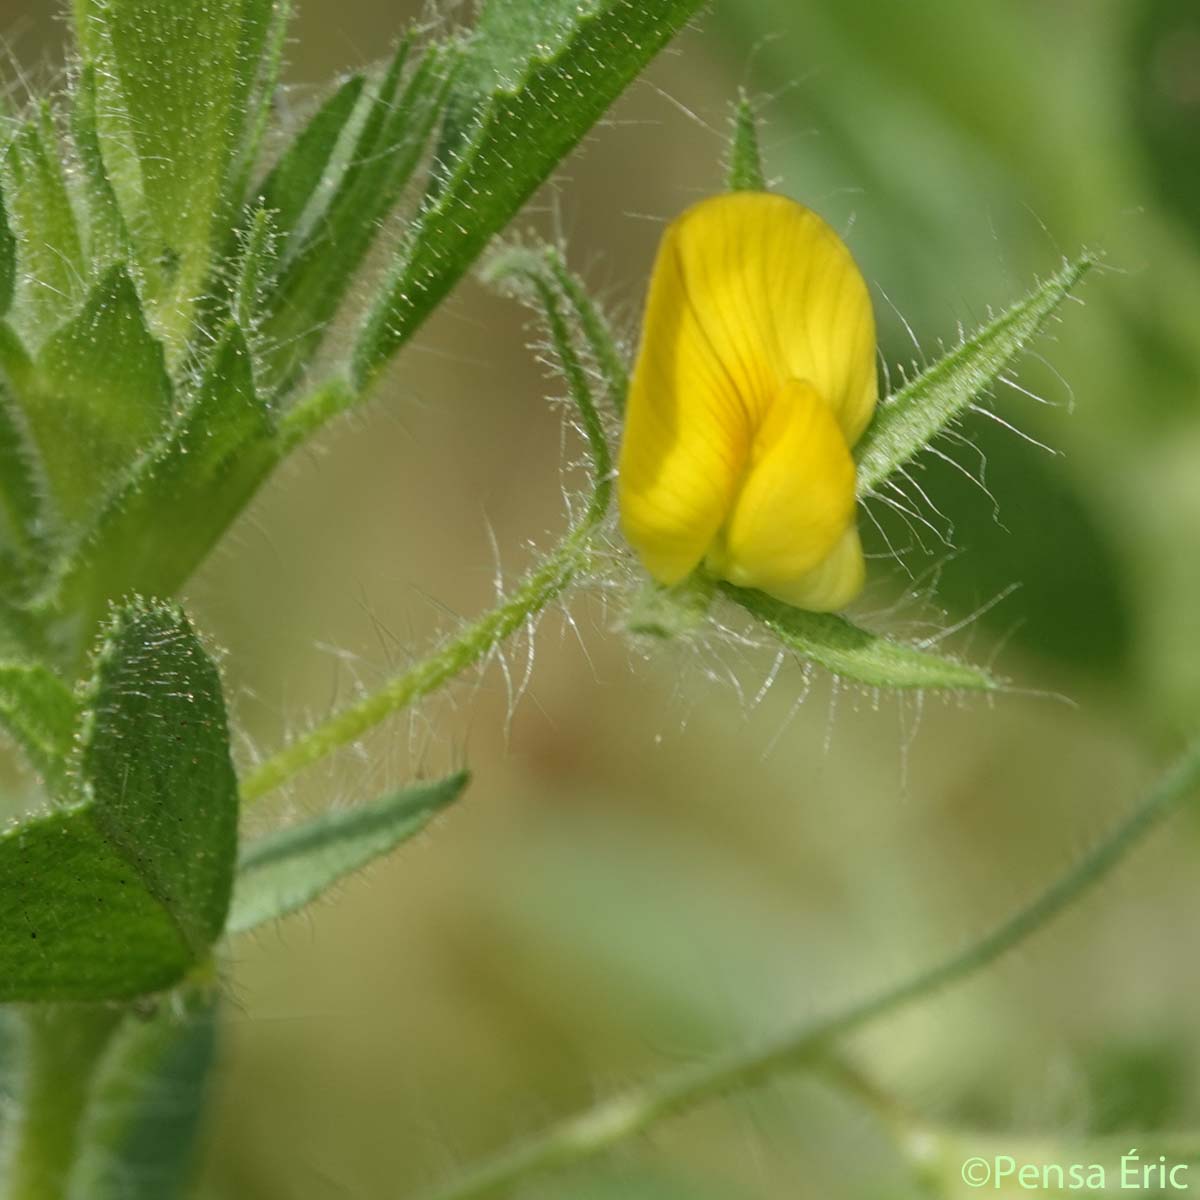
xmin=706 ymin=378 xmax=859 ymax=608
xmin=763 ymin=522 xmax=866 ymax=613
xmin=618 ymin=191 xmax=877 ymax=606
xmin=618 ymin=218 xmax=750 ymax=584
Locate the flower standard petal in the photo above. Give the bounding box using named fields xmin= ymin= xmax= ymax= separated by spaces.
xmin=619 ymin=219 xmax=750 ymax=585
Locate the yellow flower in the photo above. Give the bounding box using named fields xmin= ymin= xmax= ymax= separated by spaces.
xmin=618 ymin=192 xmax=878 ymax=612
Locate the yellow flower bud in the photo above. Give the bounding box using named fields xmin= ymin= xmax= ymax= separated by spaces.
xmin=618 ymin=192 xmax=878 ymax=612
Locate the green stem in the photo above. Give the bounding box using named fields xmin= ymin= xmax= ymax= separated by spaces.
xmin=241 ymin=527 xmax=596 ymax=804
xmin=2 ymin=1006 xmax=122 ymax=1200
xmin=247 ymin=263 xmax=616 ymax=805
xmin=276 ymin=376 xmax=359 ymax=457
xmin=416 ymin=741 xmax=1200 ymax=1200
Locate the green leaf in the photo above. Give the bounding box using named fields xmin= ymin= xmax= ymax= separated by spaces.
xmin=252 ymin=71 xmax=366 ymax=257
xmin=0 ymin=381 xmax=46 ymax=568
xmin=0 ymin=179 xmax=15 ymax=316
xmin=224 ymin=0 xmax=293 ymax=217
xmin=228 ymin=772 xmax=468 ymax=934
xmin=721 ymin=583 xmax=1001 ymax=692
xmin=0 ymin=661 xmax=76 ymax=788
xmin=230 ymin=207 xmax=277 ymax=330
xmin=70 ymin=66 xmax=133 ymax=268
xmin=855 ymin=254 xmax=1096 ymax=498
xmin=77 ymin=0 xmax=283 ymax=344
xmin=352 ymin=0 xmax=705 ymax=387
xmin=80 ymin=601 xmax=240 ymax=951
xmin=431 ymin=0 xmax=592 ymax=168
xmin=25 ymin=266 xmax=171 ymax=521
xmin=726 ymin=90 xmax=767 ymax=192
xmin=0 ymin=601 xmax=239 ymax=1001
xmin=71 ymin=992 xmax=218 ymax=1200
xmin=0 ymin=811 xmax=194 ymax=1001
xmin=2 ymin=109 xmax=86 ymax=331
xmin=262 ymin=38 xmax=458 ymax=391
xmin=44 ymin=323 xmax=275 ymax=651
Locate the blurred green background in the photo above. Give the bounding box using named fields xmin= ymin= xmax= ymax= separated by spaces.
xmin=6 ymin=0 xmax=1200 ymax=1196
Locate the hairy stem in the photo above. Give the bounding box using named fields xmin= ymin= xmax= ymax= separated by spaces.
xmin=276 ymin=376 xmax=359 ymax=457
xmin=417 ymin=741 xmax=1200 ymax=1200
xmin=240 ymin=527 xmax=596 ymax=804
xmin=1 ymin=1007 xmax=121 ymax=1200
xmin=246 ymin=261 xmax=615 ymax=805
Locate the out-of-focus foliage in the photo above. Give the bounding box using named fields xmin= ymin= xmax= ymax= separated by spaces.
xmin=2 ymin=0 xmax=1198 ymax=1198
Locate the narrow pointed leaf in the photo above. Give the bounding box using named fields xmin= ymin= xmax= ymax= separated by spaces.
xmin=70 ymin=66 xmax=133 ymax=267
xmin=28 ymin=266 xmax=171 ymax=519
xmin=78 ymin=0 xmax=283 ymax=341
xmin=431 ymin=0 xmax=593 ymax=173
xmin=0 ymin=181 xmax=15 ymax=316
xmin=855 ymin=255 xmax=1096 ymax=497
xmin=2 ymin=111 xmax=86 ymax=330
xmin=263 ymin=39 xmax=457 ymax=391
xmin=44 ymin=324 xmax=275 ymax=641
xmin=722 ymin=583 xmax=1001 ymax=692
xmin=231 ymin=208 xmax=277 ymax=330
xmin=0 ymin=601 xmax=239 ymax=1001
xmin=253 ymin=72 xmax=366 ymax=256
xmin=0 ymin=383 xmax=46 ymax=566
xmin=353 ymin=0 xmax=704 ymax=387
xmin=0 ymin=661 xmax=76 ymax=787
xmin=228 ymin=772 xmax=468 ymax=934
xmin=225 ymin=0 xmax=293 ymax=215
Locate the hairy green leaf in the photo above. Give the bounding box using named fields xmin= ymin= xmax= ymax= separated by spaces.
xmin=228 ymin=772 xmax=468 ymax=934
xmin=70 ymin=66 xmax=133 ymax=268
xmin=46 ymin=324 xmax=275 ymax=648
xmin=253 ymin=72 xmax=366 ymax=257
xmin=0 ymin=661 xmax=76 ymax=788
xmin=855 ymin=255 xmax=1096 ymax=498
xmin=352 ymin=0 xmax=704 ymax=388
xmin=0 ymin=382 xmax=45 ymax=569
xmin=230 ymin=207 xmax=277 ymax=330
xmin=80 ymin=601 xmax=240 ymax=952
xmin=0 ymin=180 xmax=15 ymax=316
xmin=76 ymin=0 xmax=284 ymax=344
xmin=0 ymin=601 xmax=239 ymax=1001
xmin=225 ymin=0 xmax=293 ymax=216
xmin=432 ymin=0 xmax=592 ymax=168
xmin=0 ymin=813 xmax=196 ymax=1002
xmin=27 ymin=266 xmax=171 ymax=521
xmin=263 ymin=38 xmax=458 ymax=391
xmin=2 ymin=109 xmax=86 ymax=331
xmin=72 ymin=992 xmax=218 ymax=1200
xmin=722 ymin=583 xmax=1001 ymax=692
